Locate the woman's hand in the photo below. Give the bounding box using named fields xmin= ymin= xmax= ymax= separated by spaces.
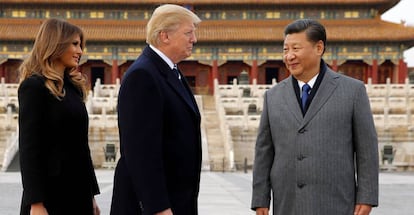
xmin=93 ymin=197 xmax=100 ymax=215
xmin=30 ymin=202 xmax=48 ymax=215
xmin=155 ymin=208 xmax=173 ymax=215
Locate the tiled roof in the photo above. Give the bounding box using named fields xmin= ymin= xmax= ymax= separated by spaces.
xmin=1 ymin=18 xmax=413 ymax=45
xmin=0 ymin=19 xmax=147 ymax=42
xmin=0 ymin=0 xmax=398 ymax=4
xmin=322 ymin=19 xmax=414 ymax=42
xmin=0 ymin=0 xmax=399 ymax=14
xmin=200 ymin=19 xmax=414 ymax=44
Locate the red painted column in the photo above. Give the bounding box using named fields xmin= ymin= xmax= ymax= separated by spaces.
xmin=367 ymin=65 xmax=372 ymax=83
xmin=0 ymin=64 xmax=4 ymax=79
xmin=210 ymin=60 xmax=219 ymax=94
xmin=251 ymin=60 xmax=258 ymax=84
xmin=332 ymin=59 xmax=338 ymax=72
xmin=111 ymin=60 xmax=119 ymax=84
xmin=372 ymin=59 xmax=378 ymax=84
xmin=398 ymin=59 xmax=407 ymax=83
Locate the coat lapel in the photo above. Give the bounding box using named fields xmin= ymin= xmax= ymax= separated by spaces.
xmin=167 ymin=68 xmax=199 ymax=114
xmin=143 ymin=46 xmax=199 ymax=115
xmin=302 ymin=69 xmax=339 ymax=125
xmin=282 ymin=77 xmax=304 ymax=124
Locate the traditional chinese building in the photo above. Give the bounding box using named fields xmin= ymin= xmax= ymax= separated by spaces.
xmin=1 ymin=0 xmax=414 ymax=94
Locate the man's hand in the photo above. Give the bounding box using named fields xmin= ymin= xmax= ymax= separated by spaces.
xmin=354 ymin=204 xmax=372 ymax=215
xmin=256 ymin=207 xmax=269 ymax=215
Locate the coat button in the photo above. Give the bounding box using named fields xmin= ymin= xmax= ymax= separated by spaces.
xmin=297 ymin=155 xmax=306 ymax=161
xmin=297 ymin=183 xmax=305 ymax=188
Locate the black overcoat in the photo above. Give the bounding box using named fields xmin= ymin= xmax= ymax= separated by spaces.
xmin=18 ymin=74 xmax=100 ymax=215
xmin=110 ymin=46 xmax=202 ymax=215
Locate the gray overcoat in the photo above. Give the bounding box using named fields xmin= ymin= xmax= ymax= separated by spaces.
xmin=251 ymin=66 xmax=379 ymax=215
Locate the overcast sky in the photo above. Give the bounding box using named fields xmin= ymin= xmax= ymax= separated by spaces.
xmin=381 ymin=0 xmax=414 ymax=67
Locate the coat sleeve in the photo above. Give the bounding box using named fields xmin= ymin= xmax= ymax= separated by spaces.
xmin=117 ymin=68 xmax=171 ymax=214
xmin=352 ymin=83 xmax=379 ymax=206
xmin=251 ymin=91 xmax=274 ymax=210
xmin=18 ymin=76 xmax=48 ymax=206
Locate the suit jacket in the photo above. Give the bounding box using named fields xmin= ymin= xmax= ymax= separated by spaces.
xmin=251 ymin=63 xmax=379 ymax=215
xmin=18 ymin=74 xmax=100 ymax=215
xmin=110 ymin=45 xmax=202 ymax=215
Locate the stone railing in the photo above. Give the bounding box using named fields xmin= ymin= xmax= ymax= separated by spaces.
xmin=3 ymin=76 xmax=414 ymax=170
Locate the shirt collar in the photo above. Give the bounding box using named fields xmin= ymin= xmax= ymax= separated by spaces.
xmin=298 ymin=74 xmax=318 ymax=90
xmin=149 ymin=45 xmax=175 ymax=70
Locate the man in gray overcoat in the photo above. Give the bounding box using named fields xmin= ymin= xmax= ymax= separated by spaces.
xmin=251 ymin=19 xmax=379 ymax=215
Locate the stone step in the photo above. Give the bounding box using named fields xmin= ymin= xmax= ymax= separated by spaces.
xmin=0 ymin=128 xmax=16 ymax=168
xmin=202 ymin=95 xmax=226 ymax=171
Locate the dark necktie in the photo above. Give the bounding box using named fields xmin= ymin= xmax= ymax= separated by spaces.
xmin=172 ymin=65 xmax=195 ymax=110
xmin=173 ymin=64 xmax=181 ymax=80
xmin=301 ymin=83 xmax=311 ymax=112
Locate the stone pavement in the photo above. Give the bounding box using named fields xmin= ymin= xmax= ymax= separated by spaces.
xmin=1 ymin=170 xmax=414 ymax=215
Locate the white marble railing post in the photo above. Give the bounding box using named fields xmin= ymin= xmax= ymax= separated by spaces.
xmin=86 ymin=90 xmax=93 ymax=114
xmin=93 ymin=78 xmax=101 ymax=97
xmin=6 ymin=105 xmax=12 ymax=128
xmin=215 ymin=90 xmax=235 ymax=171
xmin=0 ymin=77 xmax=5 ymax=96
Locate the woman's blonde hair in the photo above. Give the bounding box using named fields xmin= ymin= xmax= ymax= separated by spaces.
xmin=19 ymin=18 xmax=87 ymax=100
xmin=146 ymin=4 xmax=201 ymax=46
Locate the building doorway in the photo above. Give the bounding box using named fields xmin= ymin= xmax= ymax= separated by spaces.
xmin=265 ymin=67 xmax=279 ymax=84
xmin=227 ymin=75 xmax=237 ymax=84
xmin=186 ymin=76 xmax=196 ymax=92
xmin=91 ymin=67 xmax=105 ymax=90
